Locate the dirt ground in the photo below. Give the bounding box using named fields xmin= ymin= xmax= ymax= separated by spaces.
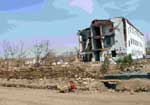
xmin=0 ymin=87 xmax=149 ymax=105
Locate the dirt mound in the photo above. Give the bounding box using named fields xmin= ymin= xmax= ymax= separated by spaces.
xmin=74 ymin=78 xmax=107 ymax=91
xmin=0 ymin=65 xmax=99 ymax=79
xmin=0 ymin=78 xmax=57 ymax=89
xmin=88 ymin=80 xmax=107 ymax=91
xmin=0 ymin=78 xmax=107 ymax=92
xmin=116 ymin=79 xmax=150 ymax=92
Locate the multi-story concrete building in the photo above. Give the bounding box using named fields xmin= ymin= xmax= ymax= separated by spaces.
xmin=78 ymin=17 xmax=146 ymax=62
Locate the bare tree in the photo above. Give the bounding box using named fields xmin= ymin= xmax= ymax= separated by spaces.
xmin=146 ymin=39 xmax=150 ymax=55
xmin=1 ymin=41 xmax=22 ymax=68
xmin=32 ymin=40 xmax=50 ymax=66
xmin=17 ymin=41 xmax=26 ymax=67
xmin=41 ymin=49 xmax=56 ymax=65
xmin=1 ymin=40 xmax=11 ymax=70
xmin=42 ymin=40 xmax=50 ymax=57
xmin=8 ymin=42 xmax=18 ymax=59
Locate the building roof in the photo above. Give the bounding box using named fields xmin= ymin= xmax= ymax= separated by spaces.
xmin=91 ymin=19 xmax=113 ymax=27
xmin=78 ymin=17 xmax=144 ymax=36
xmin=111 ymin=17 xmax=144 ymax=36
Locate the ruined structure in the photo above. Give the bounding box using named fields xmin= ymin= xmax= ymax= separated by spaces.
xmin=78 ymin=17 xmax=145 ymax=62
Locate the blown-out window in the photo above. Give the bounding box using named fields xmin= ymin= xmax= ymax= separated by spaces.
xmin=104 ymin=35 xmax=115 ymax=48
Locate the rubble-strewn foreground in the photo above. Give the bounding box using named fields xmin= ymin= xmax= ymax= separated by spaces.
xmin=0 ymin=60 xmax=149 ymax=93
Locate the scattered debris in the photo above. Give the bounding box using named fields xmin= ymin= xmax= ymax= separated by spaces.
xmin=116 ymin=79 xmax=150 ymax=92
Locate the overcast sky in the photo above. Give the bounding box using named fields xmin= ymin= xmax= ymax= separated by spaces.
xmin=0 ymin=0 xmax=149 ymax=52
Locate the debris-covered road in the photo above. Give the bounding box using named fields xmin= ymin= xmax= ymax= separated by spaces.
xmin=0 ymin=87 xmax=150 ymax=105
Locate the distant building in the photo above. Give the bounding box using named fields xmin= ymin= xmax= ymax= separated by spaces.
xmin=25 ymin=58 xmax=36 ymax=65
xmin=78 ymin=17 xmax=146 ymax=62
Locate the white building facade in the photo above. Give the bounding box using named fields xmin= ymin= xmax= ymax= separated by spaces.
xmin=110 ymin=17 xmax=145 ymax=59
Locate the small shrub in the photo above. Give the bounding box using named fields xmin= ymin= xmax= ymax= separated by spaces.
xmin=128 ymin=54 xmax=133 ymax=63
xmin=117 ymin=54 xmax=133 ymax=71
xmin=116 ymin=57 xmax=123 ymax=63
xmin=101 ymin=56 xmax=110 ymax=74
xmin=117 ymin=54 xmax=133 ymax=64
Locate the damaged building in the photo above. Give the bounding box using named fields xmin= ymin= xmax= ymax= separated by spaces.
xmin=78 ymin=17 xmax=146 ymax=62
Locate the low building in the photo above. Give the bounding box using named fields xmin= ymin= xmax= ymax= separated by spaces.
xmin=78 ymin=17 xmax=146 ymax=62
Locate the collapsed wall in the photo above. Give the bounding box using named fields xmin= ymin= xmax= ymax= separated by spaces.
xmin=78 ymin=17 xmax=145 ymax=62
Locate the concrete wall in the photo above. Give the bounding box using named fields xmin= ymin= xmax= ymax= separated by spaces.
xmin=110 ymin=18 xmax=127 ymax=55
xmin=125 ymin=20 xmax=146 ymax=59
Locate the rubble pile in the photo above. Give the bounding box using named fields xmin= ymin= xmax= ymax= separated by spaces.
xmin=116 ymin=79 xmax=150 ymax=92
xmin=50 ymin=66 xmax=95 ymax=78
xmin=74 ymin=78 xmax=107 ymax=91
xmin=51 ymin=77 xmax=108 ymax=92
xmin=0 ymin=63 xmax=107 ymax=91
xmin=0 ymin=61 xmax=149 ymax=93
xmin=0 ymin=63 xmax=101 ymax=79
xmin=116 ymin=60 xmax=149 ymax=73
xmin=121 ymin=65 xmax=143 ymax=73
xmin=0 ymin=78 xmax=57 ymax=89
xmin=0 ymin=77 xmax=107 ymax=92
